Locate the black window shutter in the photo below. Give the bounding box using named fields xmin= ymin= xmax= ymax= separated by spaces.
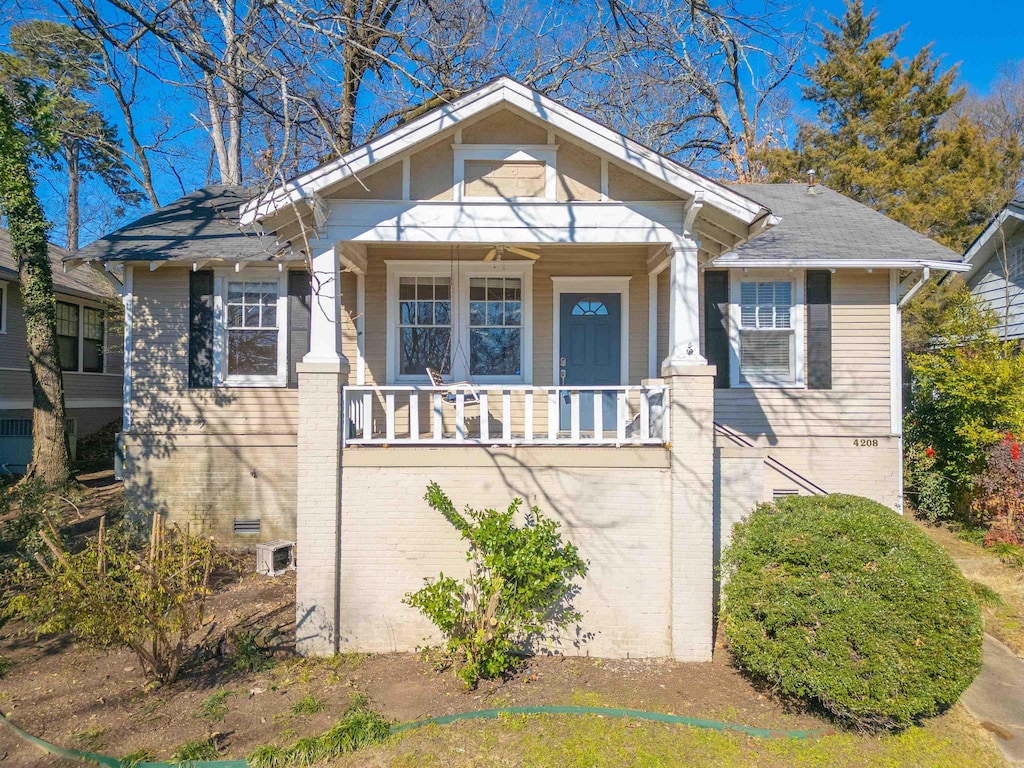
xmin=806 ymin=270 xmax=832 ymax=390
xmin=188 ymin=270 xmax=215 ymax=388
xmin=288 ymin=270 xmax=312 ymax=388
xmin=703 ymin=270 xmax=730 ymax=389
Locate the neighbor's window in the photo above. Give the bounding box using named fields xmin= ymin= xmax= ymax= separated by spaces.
xmin=56 ymin=301 xmax=80 ymax=372
xmin=469 ymin=277 xmax=522 ymax=376
xmin=0 ymin=283 xmax=6 ymax=333
xmin=82 ymin=307 xmax=105 ymax=373
xmin=226 ymin=281 xmax=279 ymax=377
xmin=1008 ymin=246 xmax=1024 ymax=282
xmin=398 ymin=276 xmax=451 ymax=375
xmin=739 ymin=280 xmax=794 ymax=383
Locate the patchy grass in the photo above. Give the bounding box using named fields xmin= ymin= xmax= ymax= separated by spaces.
xmin=916 ymin=519 xmax=1024 ymax=656
xmin=171 ymin=736 xmax=220 ymax=762
xmin=290 ymin=693 xmax=327 ymax=717
xmin=329 ymin=706 xmax=1004 ymax=768
xmin=195 ymin=689 xmax=235 ymax=722
xmin=70 ymin=725 xmax=106 ymax=750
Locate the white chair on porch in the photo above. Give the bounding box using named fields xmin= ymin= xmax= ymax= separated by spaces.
xmin=425 ymin=367 xmax=481 ymax=406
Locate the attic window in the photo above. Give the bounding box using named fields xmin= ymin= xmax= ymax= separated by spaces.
xmin=453 ymin=144 xmax=557 ymax=202
xmin=1008 ymin=246 xmax=1024 ymax=282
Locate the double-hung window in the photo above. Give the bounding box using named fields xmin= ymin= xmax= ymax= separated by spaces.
xmin=387 ymin=261 xmax=532 ymax=383
xmin=730 ymin=273 xmax=803 ymax=387
xmin=55 ymin=300 xmax=107 ymax=373
xmin=1008 ymin=246 xmax=1024 ymax=283
xmin=0 ymin=281 xmax=7 ymax=334
xmin=220 ymin=275 xmax=288 ymax=385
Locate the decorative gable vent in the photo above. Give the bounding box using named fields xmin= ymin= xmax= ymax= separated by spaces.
xmin=233 ymin=518 xmax=261 ymax=535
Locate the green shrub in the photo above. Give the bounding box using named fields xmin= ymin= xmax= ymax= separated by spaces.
xmin=230 ymin=630 xmax=275 ymax=673
xmin=722 ymin=494 xmax=983 ymax=730
xmin=404 ymin=483 xmax=587 ymax=688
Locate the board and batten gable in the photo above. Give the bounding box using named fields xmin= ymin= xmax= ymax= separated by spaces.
xmin=967 ymin=227 xmax=1024 ymax=341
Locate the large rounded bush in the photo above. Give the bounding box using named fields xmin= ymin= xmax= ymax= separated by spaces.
xmin=722 ymin=494 xmax=983 ymax=730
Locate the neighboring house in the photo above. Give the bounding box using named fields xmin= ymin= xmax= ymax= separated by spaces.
xmin=74 ymin=78 xmax=967 ymax=662
xmin=961 ymin=197 xmax=1024 ymax=340
xmin=0 ymin=230 xmax=123 ymax=473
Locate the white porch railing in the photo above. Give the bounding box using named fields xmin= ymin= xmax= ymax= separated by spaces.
xmin=342 ymin=385 xmax=669 ymax=446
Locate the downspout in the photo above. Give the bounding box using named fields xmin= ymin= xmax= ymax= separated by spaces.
xmin=892 ymin=266 xmax=929 ymax=514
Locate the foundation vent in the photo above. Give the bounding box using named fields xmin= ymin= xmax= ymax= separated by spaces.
xmin=772 ymin=489 xmax=800 ymax=501
xmin=233 ymin=518 xmax=261 ymax=535
xmin=256 ymin=540 xmax=295 ymax=577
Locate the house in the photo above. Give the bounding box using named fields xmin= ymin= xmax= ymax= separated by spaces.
xmin=961 ymin=197 xmax=1024 ymax=340
xmin=73 ymin=78 xmax=967 ymax=662
xmin=0 ymin=230 xmax=123 ymax=473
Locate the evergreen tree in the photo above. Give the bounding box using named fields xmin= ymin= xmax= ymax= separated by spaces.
xmin=1 ymin=21 xmax=140 ymax=252
xmin=0 ymin=79 xmax=72 ymax=486
xmin=763 ymin=0 xmax=1021 ymax=251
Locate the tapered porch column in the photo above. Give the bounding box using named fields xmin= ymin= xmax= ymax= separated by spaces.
xmin=296 ymin=240 xmax=349 ymax=655
xmin=662 ymin=240 xmax=706 ymax=372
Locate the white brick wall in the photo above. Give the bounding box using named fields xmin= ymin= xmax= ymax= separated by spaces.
xmin=337 ymin=461 xmax=673 ymax=657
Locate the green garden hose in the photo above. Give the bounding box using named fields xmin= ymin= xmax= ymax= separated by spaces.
xmin=1 ymin=705 xmax=823 ymax=767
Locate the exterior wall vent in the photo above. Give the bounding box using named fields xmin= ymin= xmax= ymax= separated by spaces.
xmin=772 ymin=489 xmax=799 ymax=500
xmin=0 ymin=418 xmax=32 ymax=437
xmin=233 ymin=518 xmax=261 ymax=535
xmin=256 ymin=540 xmax=295 ymax=577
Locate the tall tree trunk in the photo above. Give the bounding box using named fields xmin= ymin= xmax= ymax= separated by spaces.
xmin=64 ymin=139 xmax=81 ymax=253
xmin=0 ymin=104 xmax=72 ymax=487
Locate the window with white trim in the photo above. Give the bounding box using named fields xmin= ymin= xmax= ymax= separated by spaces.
xmin=387 ymin=261 xmax=532 ymax=384
xmin=398 ymin=276 xmax=451 ymax=375
xmin=56 ymin=301 xmax=80 ymax=372
xmin=217 ymin=271 xmax=289 ymax=386
xmin=82 ymin=306 xmax=105 ymax=373
xmin=0 ymin=281 xmax=6 ymax=334
xmin=1008 ymin=246 xmax=1024 ymax=282
xmin=54 ymin=299 xmax=108 ymax=373
xmin=729 ymin=272 xmax=804 ymax=388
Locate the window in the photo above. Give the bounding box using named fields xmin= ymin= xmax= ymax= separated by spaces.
xmin=56 ymin=301 xmax=80 ymax=372
xmin=82 ymin=307 xmax=104 ymax=373
xmin=387 ymin=261 xmax=533 ymax=383
xmin=398 ymin=276 xmax=451 ymax=375
xmin=1008 ymin=246 xmax=1024 ymax=282
xmin=225 ymin=280 xmax=280 ymax=378
xmin=0 ymin=282 xmax=6 ymax=333
xmin=730 ymin=273 xmax=803 ymax=388
xmin=571 ymin=298 xmax=609 ymax=316
xmin=469 ymin=277 xmax=522 ymax=376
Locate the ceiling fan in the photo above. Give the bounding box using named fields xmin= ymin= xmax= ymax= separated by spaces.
xmin=482 ymin=244 xmax=541 ymax=262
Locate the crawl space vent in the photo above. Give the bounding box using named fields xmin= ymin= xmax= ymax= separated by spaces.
xmin=772 ymin=489 xmax=799 ymax=501
xmin=233 ymin=518 xmax=261 ymax=535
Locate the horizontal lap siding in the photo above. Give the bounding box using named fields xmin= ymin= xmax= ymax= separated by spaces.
xmin=968 ymin=231 xmax=1024 ymax=341
xmin=130 ymin=267 xmax=299 ymax=435
xmin=354 ymin=245 xmax=653 ymax=388
xmin=714 ymin=270 xmax=892 ymax=439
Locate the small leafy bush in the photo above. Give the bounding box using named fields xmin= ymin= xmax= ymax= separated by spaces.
xmin=230 ymin=630 xmax=276 ymax=673
xmin=722 ymin=494 xmax=983 ymax=730
xmin=246 ymin=694 xmax=389 ymax=768
xmin=172 ymin=737 xmax=220 ymax=762
xmin=973 ymin=435 xmax=1024 ymax=546
xmin=404 ymin=483 xmax=587 ymax=688
xmin=10 ymin=511 xmax=228 ymax=683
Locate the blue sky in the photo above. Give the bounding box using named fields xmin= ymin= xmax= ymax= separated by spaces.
xmin=811 ymin=0 xmax=1020 ymax=96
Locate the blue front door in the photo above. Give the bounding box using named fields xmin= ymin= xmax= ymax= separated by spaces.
xmin=559 ymin=293 xmax=621 ymax=432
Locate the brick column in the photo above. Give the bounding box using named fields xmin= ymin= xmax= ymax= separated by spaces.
xmin=665 ymin=363 xmax=717 ymax=661
xmin=295 ymin=359 xmax=348 ymax=655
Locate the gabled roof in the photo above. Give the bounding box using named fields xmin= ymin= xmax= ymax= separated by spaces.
xmin=75 ymin=186 xmax=286 ymax=264
xmin=240 ymin=77 xmax=771 ymax=229
xmin=959 ymin=197 xmax=1024 ymax=282
xmin=0 ymin=229 xmax=115 ymax=299
xmin=717 ymin=184 xmax=968 ymax=271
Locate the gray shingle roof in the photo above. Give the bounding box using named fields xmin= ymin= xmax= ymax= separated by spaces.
xmin=724 ymin=183 xmax=963 ymax=265
xmin=75 ymin=186 xmax=286 ymax=263
xmin=0 ymin=229 xmax=114 ymax=300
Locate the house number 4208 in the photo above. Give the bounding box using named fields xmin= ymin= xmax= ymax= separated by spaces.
xmin=853 ymin=439 xmax=879 ymax=447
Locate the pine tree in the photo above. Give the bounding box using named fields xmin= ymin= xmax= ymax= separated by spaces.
xmin=1 ymin=21 xmax=139 ymax=252
xmin=763 ymin=0 xmax=1021 ymax=251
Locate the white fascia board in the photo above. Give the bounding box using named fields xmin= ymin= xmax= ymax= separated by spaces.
xmin=240 ymin=77 xmax=769 ymax=227
xmin=710 ymin=258 xmax=970 ymax=272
